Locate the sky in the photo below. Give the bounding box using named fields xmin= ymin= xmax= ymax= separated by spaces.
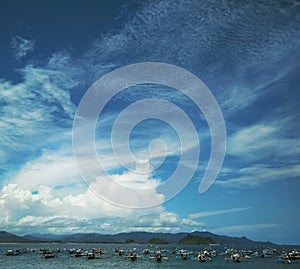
xmin=0 ymin=0 xmax=300 ymax=245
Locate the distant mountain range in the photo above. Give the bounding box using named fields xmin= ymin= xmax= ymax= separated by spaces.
xmin=0 ymin=231 xmax=275 ymax=247
xmin=0 ymin=230 xmax=277 ymax=247
xmin=0 ymin=231 xmax=30 ymax=243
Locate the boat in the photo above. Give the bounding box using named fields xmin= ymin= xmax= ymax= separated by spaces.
xmin=149 ymin=250 xmax=169 ymax=262
xmin=194 ymin=252 xmax=210 ymax=262
xmin=4 ymin=250 xmax=21 ymax=256
xmin=118 ymin=249 xmax=125 ymax=256
xmin=276 ymin=257 xmax=292 ymax=264
xmin=142 ymin=248 xmax=150 ymax=254
xmin=73 ymin=250 xmax=86 ymax=257
xmin=86 ymin=252 xmax=95 ymax=259
xmin=288 ymin=250 xmax=300 ymax=260
xmin=92 ymin=248 xmax=106 ymax=254
xmin=86 ymin=252 xmax=105 ymax=259
xmin=231 ymin=253 xmax=247 ymax=262
xmin=42 ymin=252 xmax=56 ymax=259
xmin=155 ymin=251 xmax=162 ymax=262
xmin=181 ymin=252 xmax=188 ymax=260
xmin=125 ymin=251 xmax=142 ymax=261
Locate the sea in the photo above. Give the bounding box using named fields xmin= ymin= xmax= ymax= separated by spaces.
xmin=0 ymin=243 xmax=299 ymax=269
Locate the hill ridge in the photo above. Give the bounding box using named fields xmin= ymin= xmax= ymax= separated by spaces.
xmin=0 ymin=230 xmax=278 ymax=247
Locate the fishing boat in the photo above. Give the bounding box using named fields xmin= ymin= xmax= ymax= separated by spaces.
xmin=179 ymin=249 xmax=188 ymax=260
xmin=86 ymin=252 xmax=105 ymax=259
xmin=86 ymin=252 xmax=95 ymax=259
xmin=92 ymin=248 xmax=106 ymax=254
xmin=42 ymin=252 xmax=56 ymax=259
xmin=194 ymin=252 xmax=210 ymax=262
xmin=4 ymin=250 xmax=20 ymax=256
xmin=288 ymin=250 xmax=300 ymax=260
xmin=142 ymin=248 xmax=150 ymax=254
xmin=124 ymin=250 xmax=142 ymax=261
xmin=156 ymin=251 xmax=162 ymax=262
xmin=73 ymin=250 xmax=86 ymax=257
xmin=118 ymin=249 xmax=125 ymax=256
xmin=149 ymin=250 xmax=169 ymax=262
xmin=230 ymin=253 xmax=247 ymax=262
xmin=276 ymin=257 xmax=292 ymax=264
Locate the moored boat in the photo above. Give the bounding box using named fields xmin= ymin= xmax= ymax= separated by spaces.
xmin=42 ymin=252 xmax=56 ymax=259
xmin=4 ymin=250 xmax=21 ymax=256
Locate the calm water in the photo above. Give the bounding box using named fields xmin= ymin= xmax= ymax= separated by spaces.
xmin=0 ymin=243 xmax=299 ymax=269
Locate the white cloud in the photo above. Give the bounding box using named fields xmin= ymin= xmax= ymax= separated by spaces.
xmin=10 ymin=146 xmax=81 ymax=191
xmin=0 ymin=142 xmax=202 ymax=233
xmin=0 ymin=180 xmax=199 ymax=234
xmin=10 ymin=36 xmax=35 ymax=60
xmin=227 ymin=120 xmax=300 ymax=162
xmin=0 ymin=65 xmax=77 ymax=179
xmin=9 ymin=144 xmax=164 ymax=207
xmin=216 ymin=164 xmax=300 ymax=188
xmin=111 ymin=160 xmax=160 ymax=190
xmin=218 ymin=119 xmax=300 ymax=188
xmin=228 ymin=124 xmax=275 ymax=154
xmin=182 ymin=218 xmax=204 ymax=227
xmin=88 ymin=169 xmax=165 ymax=209
xmin=21 ymin=66 xmax=77 ymax=118
xmin=189 ymin=207 xmax=250 ymax=219
xmin=212 ymin=223 xmax=280 ymax=235
xmin=72 ymin=111 xmax=202 ymax=207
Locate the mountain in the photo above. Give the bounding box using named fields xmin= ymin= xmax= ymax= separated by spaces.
xmin=178 ymin=234 xmax=215 ymax=245
xmin=22 ymin=233 xmax=62 ymax=242
xmin=0 ymin=231 xmax=31 ymax=242
xmin=23 ymin=231 xmax=187 ymax=243
xmin=148 ymin=237 xmax=169 ymax=244
xmin=1 ymin=230 xmax=278 ymax=247
xmin=190 ymin=231 xmax=277 ymax=248
xmin=110 ymin=231 xmax=186 ymax=243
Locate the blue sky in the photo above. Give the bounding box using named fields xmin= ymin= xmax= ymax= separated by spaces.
xmin=0 ymin=0 xmax=299 ymax=244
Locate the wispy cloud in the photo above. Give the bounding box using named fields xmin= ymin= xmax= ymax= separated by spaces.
xmin=0 ymin=65 xmax=77 ymax=180
xmin=189 ymin=207 xmax=250 ymax=219
xmin=212 ymin=223 xmax=280 ymax=235
xmin=216 ymin=164 xmax=300 ymax=188
xmin=218 ymin=118 xmax=300 ymax=188
xmin=10 ymin=36 xmax=35 ymax=60
xmin=227 ymin=121 xmax=300 ymax=163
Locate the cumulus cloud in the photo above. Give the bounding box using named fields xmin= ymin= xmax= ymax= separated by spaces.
xmin=0 ymin=181 xmax=200 ymax=234
xmin=11 ymin=147 xmax=80 ymax=190
xmin=0 ymin=143 xmax=202 ymax=233
xmin=9 ymin=145 xmax=164 ymax=207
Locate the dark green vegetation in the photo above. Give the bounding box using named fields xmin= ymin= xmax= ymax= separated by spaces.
xmin=147 ymin=237 xmax=168 ymax=244
xmin=178 ymin=234 xmax=214 ymax=245
xmin=124 ymin=238 xmax=137 ymax=244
